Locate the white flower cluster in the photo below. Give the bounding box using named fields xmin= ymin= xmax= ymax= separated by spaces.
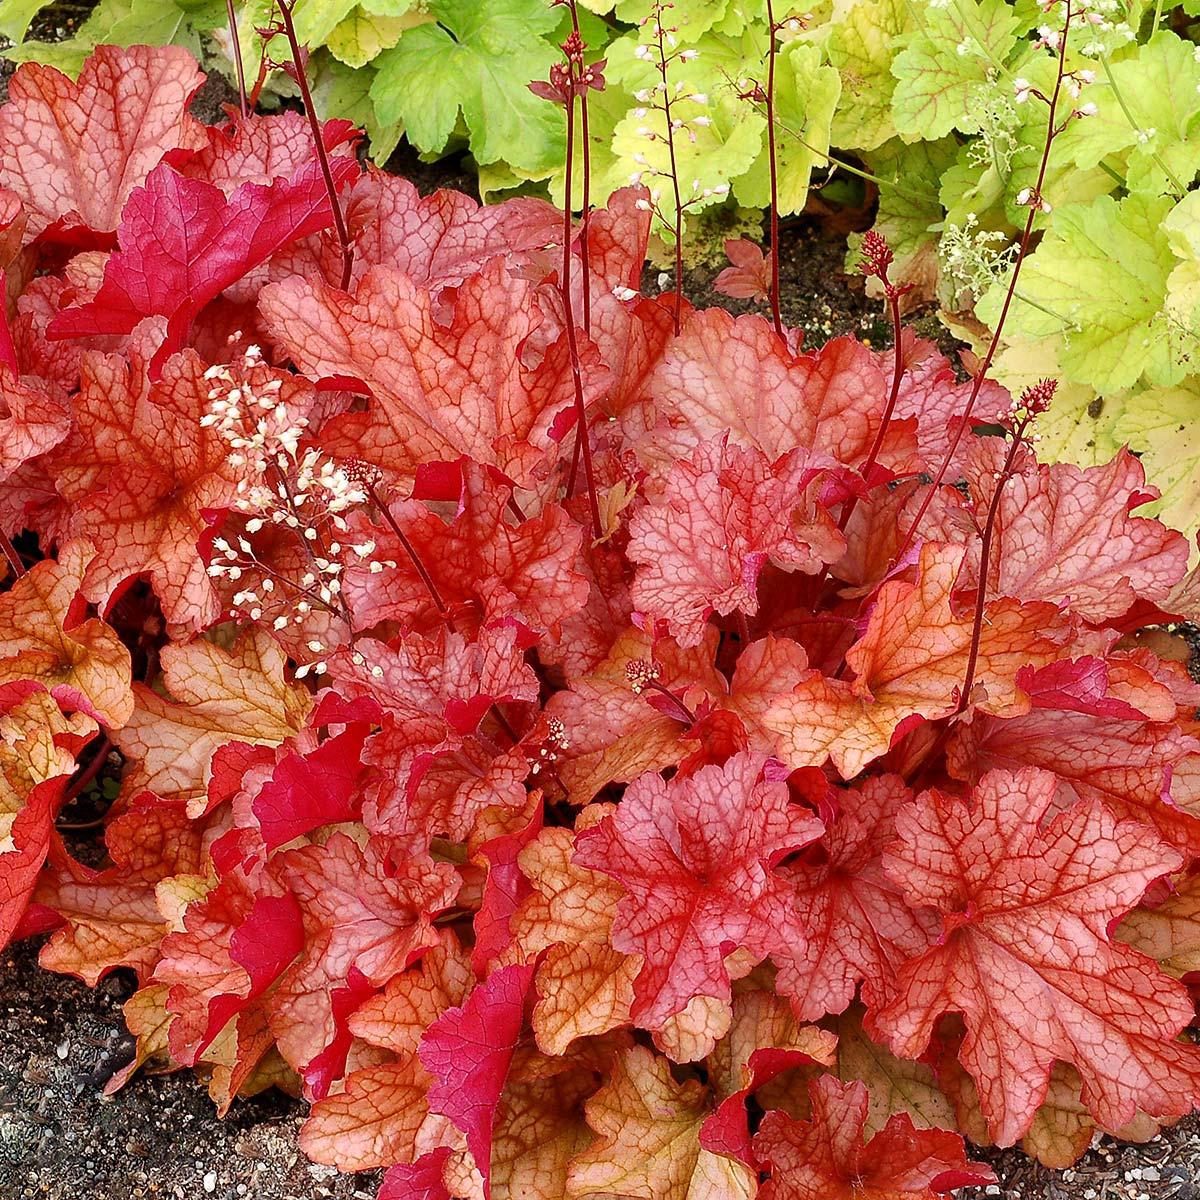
xmin=201 ymin=346 xmax=394 ymax=673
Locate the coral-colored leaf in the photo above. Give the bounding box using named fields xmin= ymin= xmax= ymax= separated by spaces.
xmin=753 ymin=1075 xmax=995 ymax=1199
xmin=872 ymin=767 xmax=1200 ymax=1145
xmin=573 ymin=752 xmax=822 ymax=1028
xmin=0 ymin=370 xmax=71 ymax=480
xmin=630 ymin=313 xmax=917 ymax=480
xmin=418 ymin=961 xmax=537 ymax=1199
xmin=270 ymin=833 xmax=459 ymax=1090
xmin=50 ymin=156 xmax=359 ymax=375
xmin=947 ymin=707 xmax=1200 ymax=855
xmin=958 ymin=441 xmax=1189 ymax=621
xmin=344 ymin=462 xmax=588 ymax=641
xmin=628 ymin=437 xmax=843 ymax=647
xmin=0 ymin=45 xmax=207 ymax=242
xmin=261 ymin=261 xmax=606 ymax=489
xmin=63 ymin=349 xmax=251 ymax=629
xmin=765 ymin=543 xmax=1073 ymax=778
xmin=773 ymin=775 xmax=939 ymax=1022
xmin=714 ymin=239 xmax=773 ymax=302
xmin=0 ymin=540 xmax=133 ymax=728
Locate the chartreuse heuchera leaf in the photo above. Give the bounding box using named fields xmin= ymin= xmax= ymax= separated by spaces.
xmin=7 ymin=40 xmax=1200 ymax=1200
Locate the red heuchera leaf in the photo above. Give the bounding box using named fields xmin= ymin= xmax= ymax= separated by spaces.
xmin=946 ymin=707 xmax=1200 ymax=856
xmin=954 ymin=441 xmax=1189 ymax=621
xmin=351 ymin=172 xmax=559 ymax=291
xmin=871 ymin=767 xmax=1200 ymax=1145
xmin=753 ymin=1075 xmax=995 ymax=1199
xmin=885 ymin=334 xmax=1010 ymax=472
xmin=62 ymin=349 xmax=257 ymax=629
xmin=155 ymin=869 xmax=304 ymax=1066
xmin=0 ymin=371 xmax=71 ymax=479
xmin=772 ymin=775 xmax=939 ymax=1022
xmin=573 ymin=752 xmax=823 ymax=1028
xmin=250 ymin=725 xmax=370 ymax=852
xmin=260 ymin=261 xmax=607 ymax=490
xmin=178 ymin=111 xmax=359 ymax=193
xmin=627 ymin=436 xmax=844 ymax=647
xmin=714 ymin=238 xmax=773 ymax=302
xmin=269 ymin=832 xmax=460 ymax=1089
xmin=0 ymin=687 xmax=83 ymax=949
xmin=628 ymin=311 xmax=918 ymax=480
xmin=378 ymin=1147 xmax=453 ymax=1200
xmin=473 ymin=807 xmax=543 ymax=975
xmin=344 ymin=462 xmax=588 ymax=641
xmin=418 ymin=960 xmax=537 ymax=1199
xmin=49 ymin=156 xmax=359 ymax=375
xmin=0 ymin=45 xmax=207 ymax=243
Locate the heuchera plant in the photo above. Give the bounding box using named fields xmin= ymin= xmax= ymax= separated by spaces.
xmin=4 ymin=28 xmax=1200 ymax=1200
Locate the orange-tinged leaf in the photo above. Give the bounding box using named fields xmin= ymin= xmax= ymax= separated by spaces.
xmin=765 ymin=543 xmax=1073 ymax=778
xmin=566 ymin=1044 xmax=755 ymax=1200
xmin=349 ymin=932 xmax=475 ymax=1057
xmin=546 ymin=626 xmax=727 ymax=806
xmin=491 ymin=1071 xmax=595 ymax=1200
xmin=947 ymin=708 xmax=1200 ymax=856
xmin=0 ymin=540 xmax=133 ymax=728
xmin=34 ymin=801 xmax=206 ymax=984
xmin=872 ymin=767 xmax=1200 ymax=1145
xmin=115 ymin=628 xmax=310 ymax=809
xmin=531 ymin=942 xmax=638 ymax=1056
xmin=1119 ymin=873 xmax=1200 ymax=980
xmin=300 ymin=1057 xmax=435 ymax=1172
xmin=831 ymin=1004 xmax=955 ymax=1140
xmin=651 ymin=994 xmax=733 ymax=1065
xmin=65 ymin=350 xmax=257 ymax=630
xmin=260 ymin=261 xmax=605 ymax=490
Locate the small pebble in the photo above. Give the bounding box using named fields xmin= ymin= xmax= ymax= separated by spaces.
xmin=202 ymin=1170 xmax=217 ymax=1193
xmin=55 ymin=1041 xmax=69 ymax=1060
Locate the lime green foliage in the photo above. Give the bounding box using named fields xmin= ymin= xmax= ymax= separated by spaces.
xmin=370 ymin=0 xmax=565 ymax=173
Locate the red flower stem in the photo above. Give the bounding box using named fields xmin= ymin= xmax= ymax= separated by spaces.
xmin=565 ymin=0 xmax=593 ymax=334
xmin=894 ymin=9 xmax=1071 ymax=562
xmin=225 ymin=0 xmax=249 ymax=119
xmin=764 ymin=0 xmax=783 ymax=340
xmin=274 ymin=0 xmax=354 ymax=291
xmin=562 ymin=89 xmax=604 ymax=540
xmin=369 ymin=485 xmax=451 ymax=619
xmin=0 ymin=529 xmax=25 ymax=579
xmin=955 ymin=424 xmax=1028 ymax=718
xmin=654 ymin=14 xmax=685 ymax=333
xmin=645 ymin=679 xmax=697 ymax=725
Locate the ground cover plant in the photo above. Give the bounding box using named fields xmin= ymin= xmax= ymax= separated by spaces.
xmin=5 ymin=2 xmax=1200 ymax=1197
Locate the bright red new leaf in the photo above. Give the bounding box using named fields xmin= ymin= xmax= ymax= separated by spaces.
xmin=418 ymin=961 xmax=537 ymax=1199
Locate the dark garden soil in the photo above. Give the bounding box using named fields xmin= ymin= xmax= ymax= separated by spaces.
xmin=3 ymin=24 xmax=1200 ymax=1200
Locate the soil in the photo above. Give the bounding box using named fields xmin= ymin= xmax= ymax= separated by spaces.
xmin=3 ymin=20 xmax=1200 ymax=1200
